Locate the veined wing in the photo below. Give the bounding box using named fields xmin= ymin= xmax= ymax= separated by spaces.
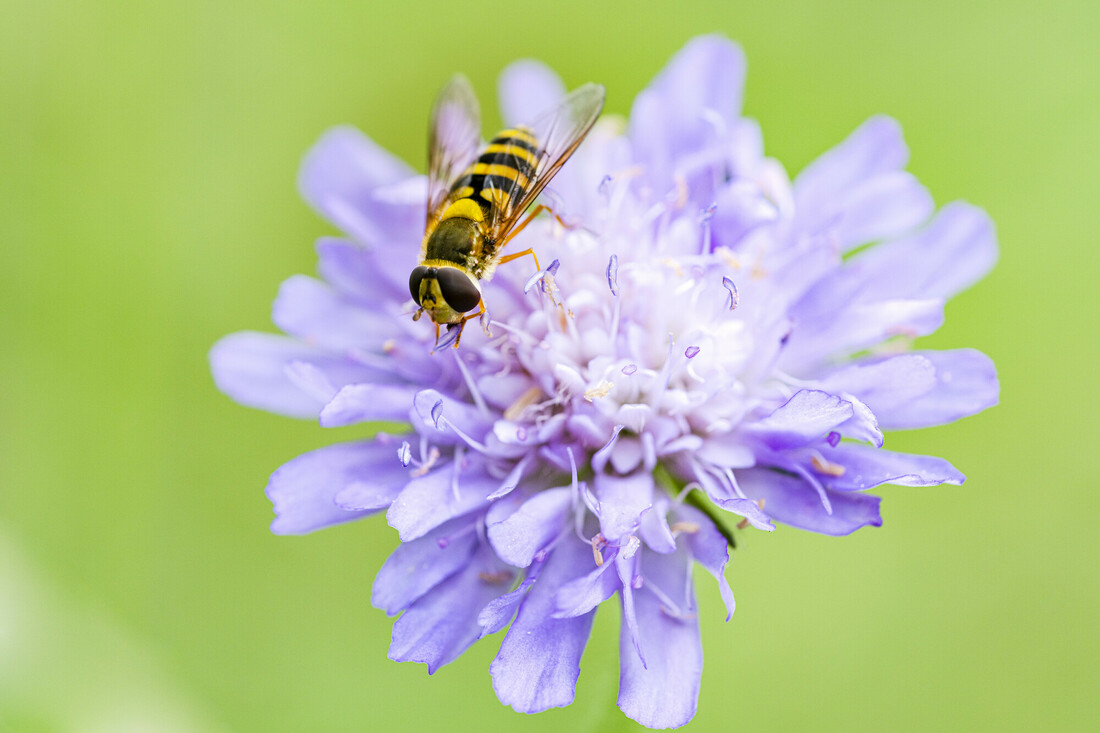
xmin=426 ymin=75 xmax=481 ymax=231
xmin=481 ymin=83 xmax=605 ymax=244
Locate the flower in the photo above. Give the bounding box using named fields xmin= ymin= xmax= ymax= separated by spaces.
xmin=210 ymin=35 xmax=998 ymax=729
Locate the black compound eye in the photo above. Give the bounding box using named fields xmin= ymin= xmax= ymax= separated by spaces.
xmin=409 ymin=266 xmax=430 ymax=304
xmin=435 ymin=268 xmax=481 ymax=313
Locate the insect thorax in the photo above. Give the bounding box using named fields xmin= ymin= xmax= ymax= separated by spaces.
xmin=424 ymin=217 xmax=489 ymax=276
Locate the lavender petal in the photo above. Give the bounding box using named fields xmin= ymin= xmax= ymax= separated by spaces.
xmin=617 ymin=549 xmax=702 ymax=729
xmin=388 ymin=543 xmax=513 ymax=674
xmin=486 ymin=487 xmax=573 ymax=567
xmin=874 ymin=349 xmax=999 ymax=429
xmin=372 ymin=518 xmax=479 ymax=615
xmin=739 ymin=467 xmax=882 ymax=536
xmin=266 ymin=439 xmax=404 ymax=534
xmin=210 ymin=332 xmax=365 ymax=419
xmin=491 ymin=537 xmax=597 ymax=713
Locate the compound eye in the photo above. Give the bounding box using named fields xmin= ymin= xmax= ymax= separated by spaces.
xmin=409 ymin=266 xmax=430 ymax=305
xmin=435 ymin=268 xmax=481 ymax=313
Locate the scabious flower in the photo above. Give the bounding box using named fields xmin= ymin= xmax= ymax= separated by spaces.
xmin=210 ymin=35 xmax=998 ymax=729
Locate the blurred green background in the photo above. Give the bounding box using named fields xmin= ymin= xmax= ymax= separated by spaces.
xmin=2 ymin=0 xmax=1097 ymax=730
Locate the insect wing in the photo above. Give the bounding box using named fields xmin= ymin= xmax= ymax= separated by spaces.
xmin=484 ymin=83 xmax=605 ymax=241
xmin=426 ymin=75 xmax=481 ymax=229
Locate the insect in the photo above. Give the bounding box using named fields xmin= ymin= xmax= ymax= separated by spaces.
xmin=409 ymin=75 xmax=605 ymax=347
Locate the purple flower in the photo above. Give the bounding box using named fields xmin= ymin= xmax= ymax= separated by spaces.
xmin=210 ymin=35 xmax=998 ymax=729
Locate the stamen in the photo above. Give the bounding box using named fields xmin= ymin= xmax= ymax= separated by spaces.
xmin=648 ymin=336 xmax=676 ymax=408
xmin=397 ymin=441 xmax=412 ymax=468
xmin=698 ymin=202 xmax=717 ymax=255
xmin=584 ymin=380 xmax=614 ymax=401
xmin=591 ymin=533 xmax=608 ymax=567
xmin=724 ymin=468 xmax=748 ymax=499
xmin=478 ymin=570 xmax=513 ymax=585
xmin=684 ymin=345 xmax=700 ymax=359
xmin=621 ymin=363 xmax=637 ymax=375
xmin=452 ymin=350 xmax=489 ymax=417
xmin=670 ymin=521 xmax=701 ymax=536
xmin=827 ymin=431 xmax=841 ymax=447
xmin=438 ymin=419 xmax=490 ymax=455
xmin=592 ymin=425 xmax=625 ymax=474
xmin=409 ymin=446 xmax=440 ymax=478
xmin=811 ymin=454 xmax=846 ymax=477
xmin=793 ymin=463 xmax=833 ymax=515
xmin=451 ymin=446 xmax=464 ymax=502
xmin=606 ymin=254 xmax=620 ymax=296
xmin=503 ymin=385 xmax=543 ymax=422
xmin=722 ymin=276 xmax=740 ymax=311
xmin=430 ymin=400 xmax=445 ymax=429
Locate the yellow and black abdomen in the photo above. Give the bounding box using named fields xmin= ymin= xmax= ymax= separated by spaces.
xmin=424 ymin=128 xmax=540 ymax=277
xmin=455 ymin=127 xmax=539 ymax=210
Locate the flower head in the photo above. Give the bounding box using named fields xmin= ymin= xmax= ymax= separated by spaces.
xmin=211 ymin=35 xmax=998 ymax=728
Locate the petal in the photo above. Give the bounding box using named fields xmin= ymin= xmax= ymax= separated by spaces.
xmin=315 ymin=237 xmax=410 ymax=309
xmin=874 ymin=348 xmax=999 ymax=429
xmin=800 ymin=171 xmax=934 ymax=252
xmin=675 ymin=504 xmax=735 ymax=621
xmin=712 ymin=496 xmax=775 ymax=532
xmin=333 ymin=480 xmax=404 ymax=512
xmin=816 ymin=354 xmax=937 ymax=416
xmin=848 ymin=202 xmax=998 ymax=301
xmin=478 ymin=570 xmax=539 ymax=637
xmin=266 ymin=439 xmax=404 ymax=534
xmin=617 ymin=549 xmax=702 ymax=729
xmin=388 ymin=542 xmax=513 ymax=673
xmin=272 ymin=275 xmax=399 ymax=351
xmin=491 ymin=537 xmax=597 ymax=713
xmin=210 ymin=332 xmax=367 ymax=419
xmin=498 ymin=59 xmax=566 ymax=127
xmin=386 ymin=462 xmax=496 ymax=541
xmin=298 ymin=126 xmax=419 ymax=246
xmin=738 ymin=468 xmax=882 ymax=536
xmin=794 ymin=115 xmax=909 ymax=215
xmin=629 ymin=35 xmax=746 ymax=196
xmin=817 ymin=443 xmax=965 ymax=491
xmin=593 ymin=472 xmax=654 ymax=542
xmin=838 ymin=393 xmax=884 ymax=447
xmin=638 ymin=35 xmax=746 ymax=141
xmin=616 ymin=551 xmax=644 ymax=666
xmin=372 ymin=518 xmax=480 ymax=615
xmin=319 ymin=383 xmax=417 ymax=427
xmin=745 ymin=389 xmax=854 ymax=450
xmin=782 ymin=298 xmax=945 ymax=369
xmin=552 ymin=549 xmax=621 ymax=618
xmin=486 ymin=487 xmax=573 ymax=567
xmin=638 ymin=494 xmax=677 ymax=554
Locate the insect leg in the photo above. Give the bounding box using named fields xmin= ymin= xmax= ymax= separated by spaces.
xmin=498 ymin=247 xmax=540 ymax=270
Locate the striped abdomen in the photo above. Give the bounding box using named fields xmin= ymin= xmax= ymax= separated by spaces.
xmin=424 ymin=128 xmax=541 ymax=275
xmin=443 ymin=128 xmax=539 ymax=226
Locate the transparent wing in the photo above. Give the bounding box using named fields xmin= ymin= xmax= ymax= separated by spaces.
xmin=426 ymin=75 xmax=481 ymax=229
xmin=484 ymin=83 xmax=605 ymax=242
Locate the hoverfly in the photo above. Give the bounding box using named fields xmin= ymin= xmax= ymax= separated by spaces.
xmin=409 ymin=75 xmax=605 ymax=347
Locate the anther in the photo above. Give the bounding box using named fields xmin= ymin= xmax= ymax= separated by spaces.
xmin=722 ymin=276 xmax=740 ymax=311
xmin=591 ymin=533 xmax=608 ymax=567
xmin=811 ymin=455 xmax=846 ymax=477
